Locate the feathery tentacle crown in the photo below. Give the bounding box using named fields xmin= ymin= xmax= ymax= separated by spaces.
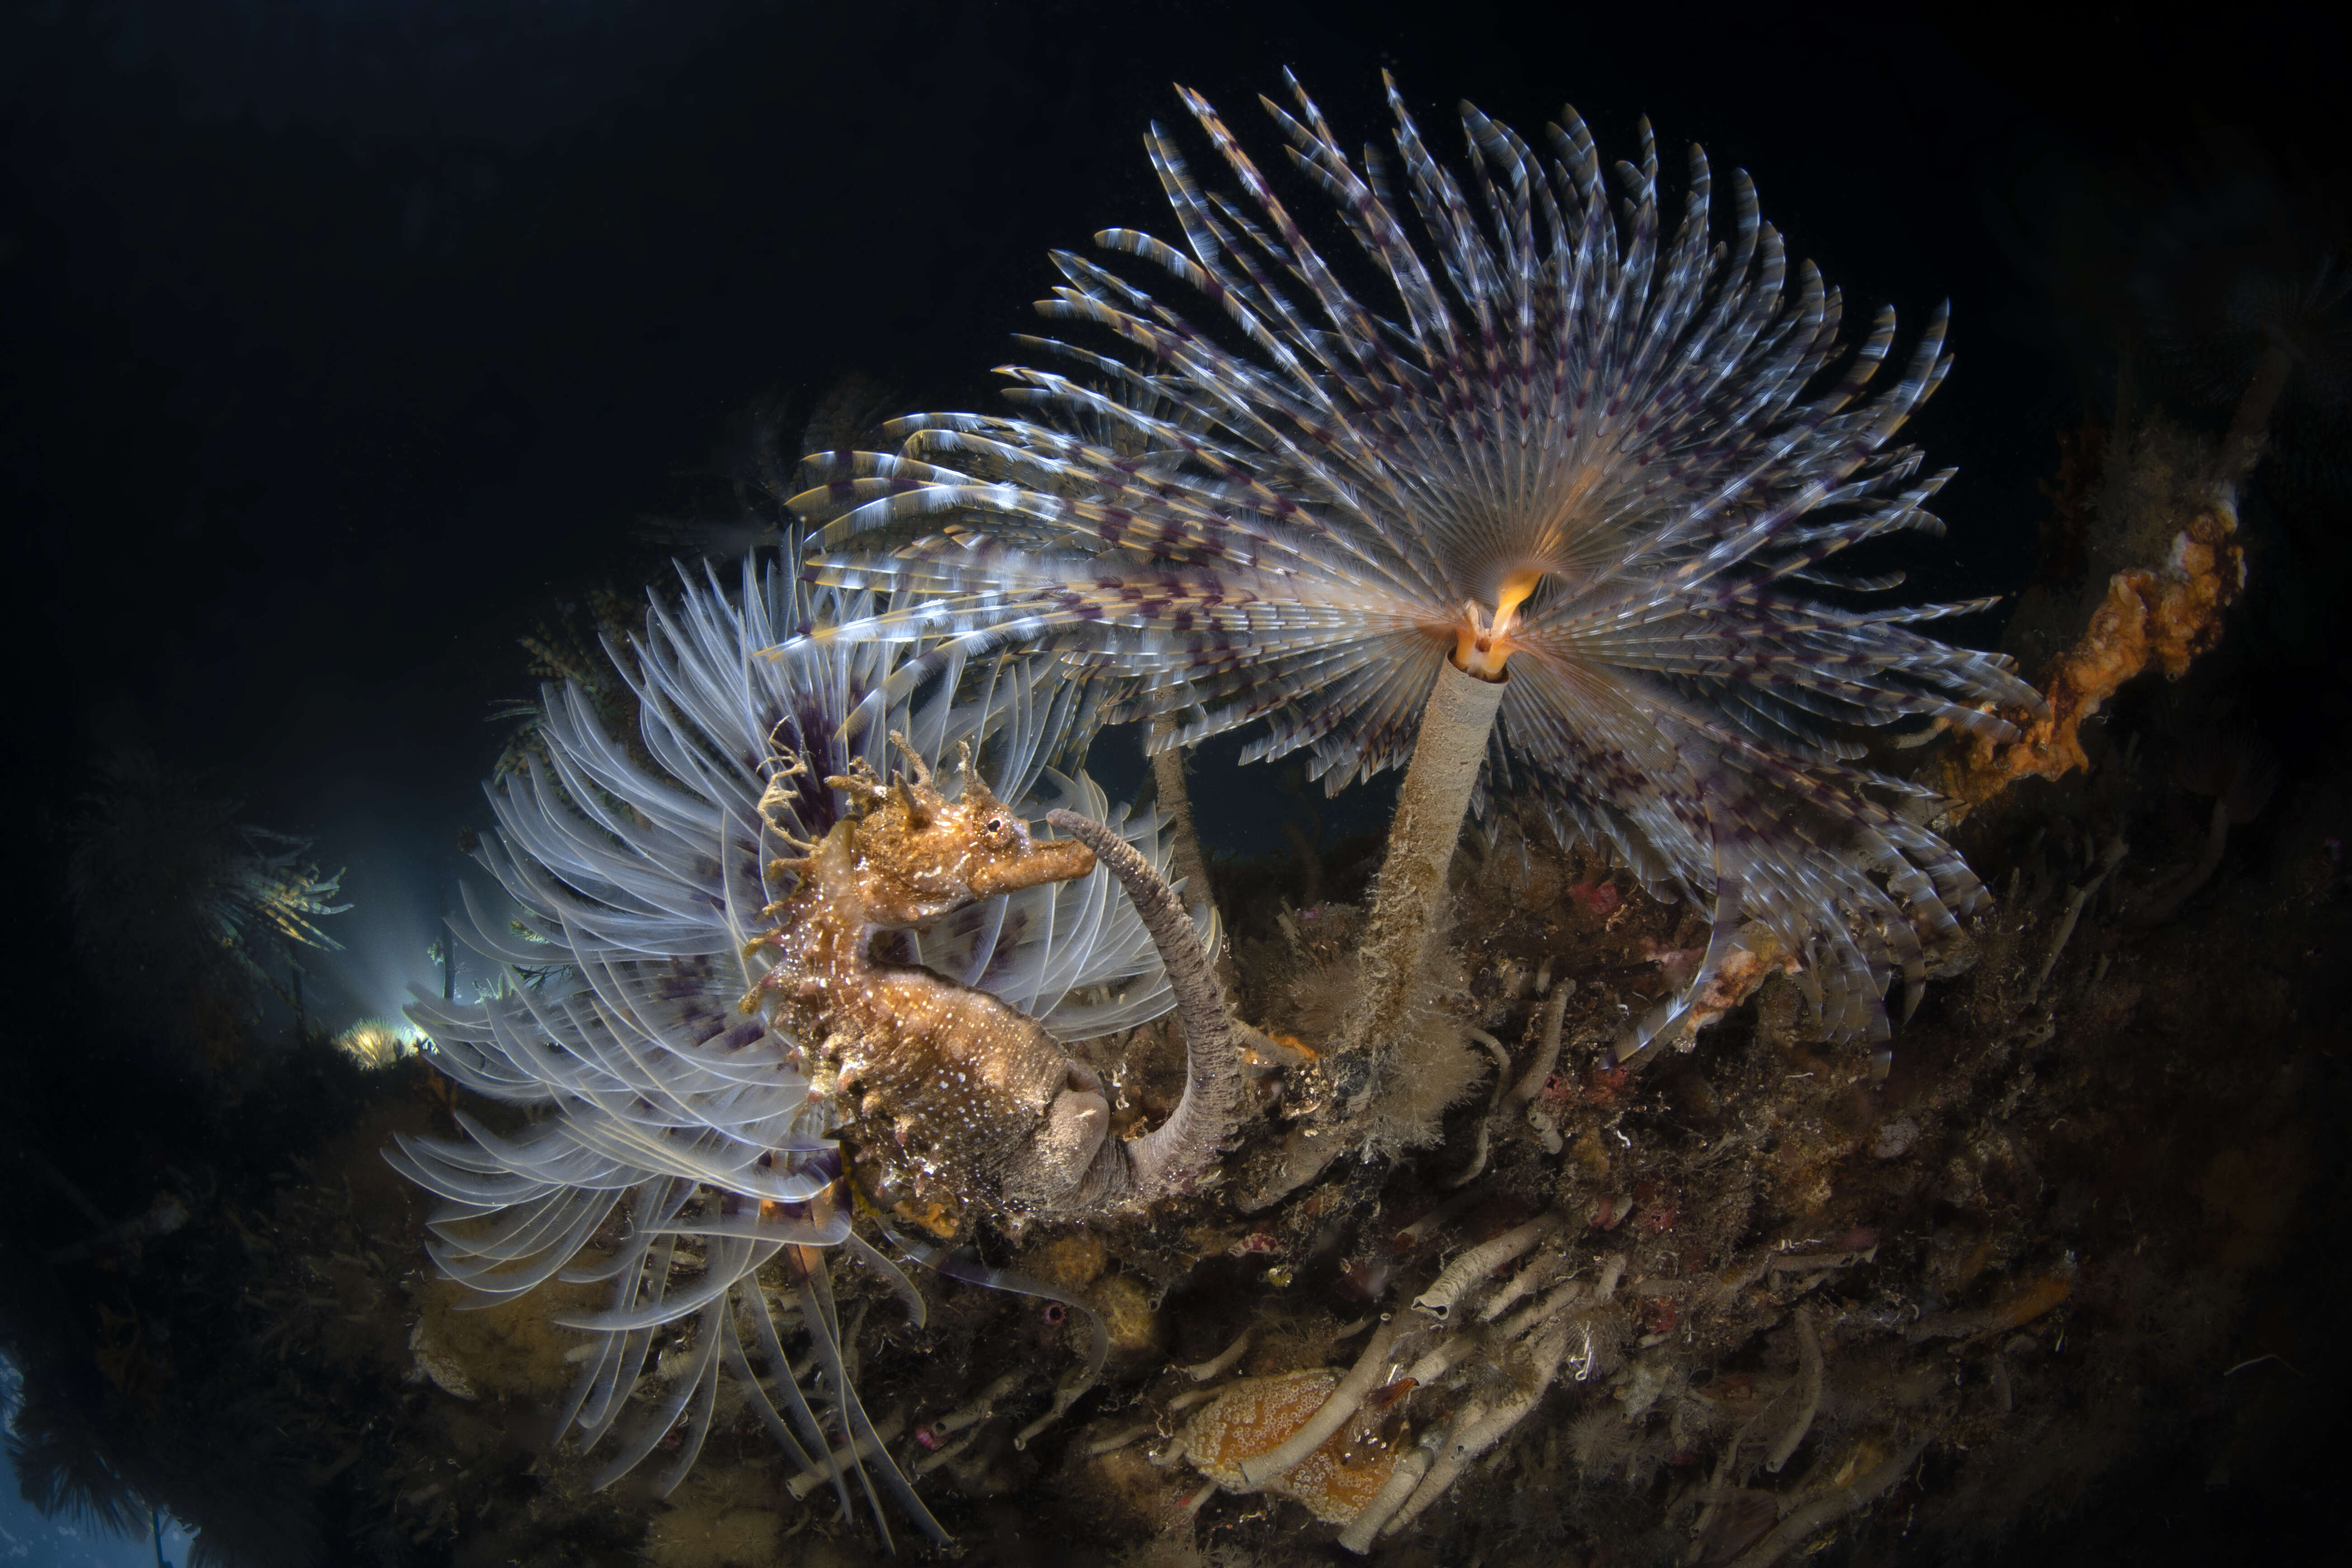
xmin=797 ymin=71 xmax=2044 ymax=1043
xmin=386 ymin=548 xmax=1201 ymax=1541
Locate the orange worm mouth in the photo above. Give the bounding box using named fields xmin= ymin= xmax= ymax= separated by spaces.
xmin=1450 ymin=569 xmax=1542 ymax=680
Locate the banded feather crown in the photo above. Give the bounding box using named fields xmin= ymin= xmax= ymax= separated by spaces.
xmin=795 ymin=71 xmax=2045 ymax=1043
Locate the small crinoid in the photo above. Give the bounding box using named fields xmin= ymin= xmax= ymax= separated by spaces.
xmin=799 ymin=71 xmax=2042 ymax=1075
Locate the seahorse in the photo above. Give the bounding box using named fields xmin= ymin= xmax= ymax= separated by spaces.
xmin=742 ymin=734 xmax=1242 ymax=1232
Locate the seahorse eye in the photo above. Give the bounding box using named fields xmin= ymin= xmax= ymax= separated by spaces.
xmin=985 ymin=817 xmax=1003 ymax=834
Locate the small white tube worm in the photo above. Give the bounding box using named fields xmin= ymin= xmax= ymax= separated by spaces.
xmin=1527 ymin=1106 xmax=1565 ymax=1155
xmin=1489 ymin=1278 xmax=1588 ymax=1345
xmin=1381 ymin=1397 xmax=1489 ymax=1537
xmin=1725 ymin=1433 xmax=1935 ymax=1568
xmin=1479 ymin=1250 xmax=1570 ymax=1323
xmin=1446 ymin=1316 xmax=1573 ymax=1464
xmin=1764 ymin=1309 xmax=1823 ymax=1474
xmin=1413 ymin=1213 xmax=1565 ymax=1322
xmin=1079 ymin=1421 xmax=1160 ymax=1457
xmin=785 ymin=1415 xmax=904 ymax=1499
xmin=1508 ymin=983 xmax=1574 ymax=1106
xmin=1443 ymin=1118 xmax=1492 ymax=1189
xmin=1389 ymin=1317 xmax=1575 ymax=1537
xmin=911 ymin=1429 xmax=979 ymax=1476
xmin=1402 ymin=1331 xmax=1478 ymax=1390
xmin=1179 ymin=1325 xmax=1254 ymax=1381
xmin=1687 ymin=1412 xmax=1761 ymax=1555
xmin=1335 ymin=1443 xmax=1434 ymax=1554
xmin=1445 ymin=1030 xmax=1513 ymax=1189
xmin=1467 ymin=1028 xmax=1512 ymax=1106
xmin=1232 ymin=1316 xmax=1405 ymax=1489
xmin=926 ymin=1370 xmax=1027 ymax=1439
xmin=1406 ymin=1266 xmax=1598 ymax=1389
xmin=2030 ymin=835 xmax=2126 ymax=1000
xmin=1014 ymin=1360 xmax=1100 ymax=1449
xmin=1393 ymin=1187 xmax=1485 ymax=1249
